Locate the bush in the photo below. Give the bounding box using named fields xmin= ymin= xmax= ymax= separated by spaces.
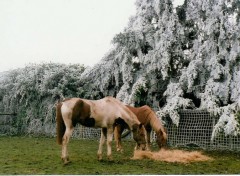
xmin=0 ymin=63 xmax=85 ymax=136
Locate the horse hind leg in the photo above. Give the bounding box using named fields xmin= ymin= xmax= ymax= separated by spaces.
xmin=61 ymin=116 xmax=74 ymax=165
xmin=98 ymin=128 xmax=107 ymax=161
xmin=114 ymin=125 xmax=124 ymax=152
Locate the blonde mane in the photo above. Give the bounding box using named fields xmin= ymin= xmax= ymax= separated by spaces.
xmin=148 ymin=110 xmax=167 ymax=141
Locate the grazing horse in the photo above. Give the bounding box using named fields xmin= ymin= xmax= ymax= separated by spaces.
xmin=56 ymin=96 xmax=147 ymax=164
xmin=114 ymin=105 xmax=167 ymax=152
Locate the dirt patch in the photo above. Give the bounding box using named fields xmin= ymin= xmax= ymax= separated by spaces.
xmin=132 ymin=149 xmax=213 ymax=163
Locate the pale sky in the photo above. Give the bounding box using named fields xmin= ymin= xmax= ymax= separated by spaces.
xmin=0 ymin=0 xmax=184 ymax=72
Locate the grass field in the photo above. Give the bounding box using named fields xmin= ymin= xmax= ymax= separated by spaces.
xmin=0 ymin=136 xmax=240 ymax=175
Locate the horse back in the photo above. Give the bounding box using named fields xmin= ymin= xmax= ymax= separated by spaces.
xmin=88 ymin=97 xmax=140 ymax=128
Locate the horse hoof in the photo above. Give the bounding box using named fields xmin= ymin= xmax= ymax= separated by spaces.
xmin=117 ymin=147 xmax=124 ymax=153
xmin=97 ymin=154 xmax=103 ymax=161
xmin=107 ymin=155 xmax=113 ymax=161
xmin=63 ymin=160 xmax=71 ymax=165
xmin=62 ymin=156 xmax=70 ymax=165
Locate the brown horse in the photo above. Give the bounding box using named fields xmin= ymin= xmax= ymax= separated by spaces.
xmin=114 ymin=105 xmax=167 ymax=152
xmin=56 ymin=96 xmax=147 ymax=164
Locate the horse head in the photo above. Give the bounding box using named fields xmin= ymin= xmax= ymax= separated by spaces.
xmin=132 ymin=123 xmax=147 ymax=150
xmin=156 ymin=128 xmax=167 ymax=148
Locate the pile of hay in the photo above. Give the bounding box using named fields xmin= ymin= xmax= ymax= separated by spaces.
xmin=132 ymin=149 xmax=213 ymax=163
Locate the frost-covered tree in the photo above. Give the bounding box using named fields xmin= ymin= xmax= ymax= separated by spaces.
xmin=81 ymin=0 xmax=240 ymax=138
xmin=0 ymin=63 xmax=85 ymax=135
xmin=179 ymin=0 xmax=240 ymax=138
xmin=153 ymin=0 xmax=185 ymax=79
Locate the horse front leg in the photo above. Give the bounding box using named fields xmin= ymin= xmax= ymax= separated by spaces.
xmin=61 ymin=127 xmax=73 ymax=165
xmin=97 ymin=128 xmax=107 ymax=160
xmin=146 ymin=130 xmax=151 ymax=151
xmin=107 ymin=127 xmax=114 ymax=160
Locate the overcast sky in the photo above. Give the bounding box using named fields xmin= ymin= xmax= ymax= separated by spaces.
xmin=0 ymin=0 xmax=184 ymax=72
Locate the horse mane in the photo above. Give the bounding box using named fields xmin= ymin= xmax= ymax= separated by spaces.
xmin=148 ymin=110 xmax=163 ymax=132
xmin=144 ymin=106 xmax=167 ymax=146
xmin=140 ymin=106 xmax=167 ymax=139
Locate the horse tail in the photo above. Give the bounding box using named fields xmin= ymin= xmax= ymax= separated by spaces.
xmin=56 ymin=102 xmax=65 ymax=145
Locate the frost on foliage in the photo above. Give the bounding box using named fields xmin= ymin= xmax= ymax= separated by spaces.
xmin=152 ymin=0 xmax=184 ymax=80
xmin=211 ymin=104 xmax=240 ymax=140
xmin=157 ymin=83 xmax=194 ymax=126
xmin=230 ymin=70 xmax=240 ymax=103
xmin=116 ymin=83 xmax=131 ymax=104
xmin=131 ymin=0 xmax=157 ymax=31
xmin=109 ymin=0 xmax=240 ymax=137
xmin=0 ymin=63 xmax=85 ymax=136
xmin=80 ymin=47 xmax=135 ymax=99
xmin=80 ymin=50 xmax=116 ymax=92
xmin=179 ymin=59 xmax=204 ymax=92
xmin=128 ymin=76 xmax=148 ymax=105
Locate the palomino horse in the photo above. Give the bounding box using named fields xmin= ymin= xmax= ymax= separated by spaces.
xmin=56 ymin=96 xmax=147 ymax=164
xmin=114 ymin=105 xmax=167 ymax=152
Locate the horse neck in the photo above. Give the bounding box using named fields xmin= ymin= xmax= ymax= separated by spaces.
xmin=112 ymin=101 xmax=140 ymax=130
xmin=149 ymin=111 xmax=164 ymax=133
xmin=125 ymin=114 xmax=141 ymax=130
xmin=121 ymin=109 xmax=140 ymax=130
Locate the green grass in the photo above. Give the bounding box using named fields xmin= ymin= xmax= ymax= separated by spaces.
xmin=0 ymin=136 xmax=240 ymax=174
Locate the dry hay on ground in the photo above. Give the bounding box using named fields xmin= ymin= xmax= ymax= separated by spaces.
xmin=132 ymin=149 xmax=213 ymax=163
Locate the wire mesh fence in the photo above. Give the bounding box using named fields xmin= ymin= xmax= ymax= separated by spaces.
xmin=69 ymin=109 xmax=240 ymax=151
xmin=72 ymin=124 xmax=101 ymax=139
xmin=165 ymin=110 xmax=213 ymax=149
xmin=72 ymin=125 xmax=132 ymax=140
xmin=164 ymin=109 xmax=240 ymax=151
xmin=1 ymin=109 xmax=240 ymax=151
